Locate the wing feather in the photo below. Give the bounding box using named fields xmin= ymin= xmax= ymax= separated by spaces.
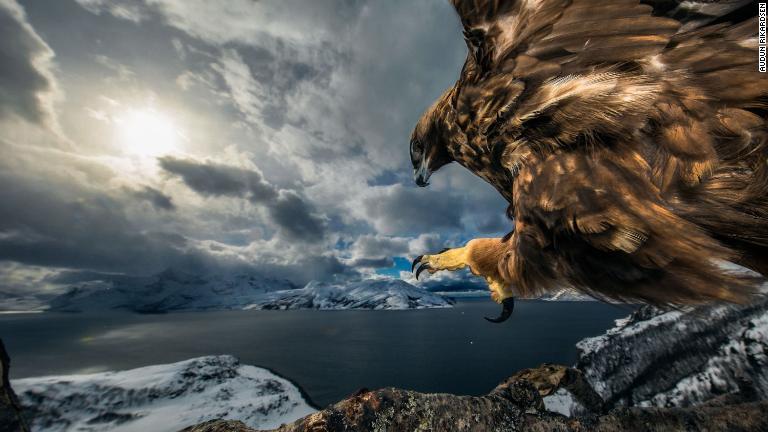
xmin=505 ymin=150 xmax=761 ymax=304
xmin=449 ymin=0 xmax=766 ymax=191
xmin=451 ymin=0 xmax=680 ymax=79
xmin=440 ymin=1 xmax=766 ymax=303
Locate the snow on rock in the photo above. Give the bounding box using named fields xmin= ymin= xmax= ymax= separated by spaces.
xmin=574 ymin=292 xmax=768 ymax=410
xmin=12 ymin=355 xmax=315 ymax=432
xmin=246 ymin=279 xmax=453 ymax=310
xmin=47 ymin=270 xmax=451 ymax=313
xmin=542 ymin=388 xmax=584 ymax=417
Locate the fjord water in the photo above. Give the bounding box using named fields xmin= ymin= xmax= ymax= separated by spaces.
xmin=1 ymin=299 xmax=630 ymax=407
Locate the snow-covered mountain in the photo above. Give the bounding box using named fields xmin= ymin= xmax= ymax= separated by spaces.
xmin=0 ymin=290 xmax=48 ymax=312
xmin=46 ymin=271 xmax=452 ymax=313
xmin=245 ymin=279 xmax=453 ymax=310
xmin=538 ymin=288 xmax=595 ymax=301
xmin=12 ymin=356 xmax=315 ymax=432
xmin=48 ymin=269 xmax=298 ymax=313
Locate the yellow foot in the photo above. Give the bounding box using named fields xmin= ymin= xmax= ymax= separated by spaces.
xmin=412 ymin=238 xmax=516 ymax=323
xmin=411 ymin=246 xmax=470 ymax=279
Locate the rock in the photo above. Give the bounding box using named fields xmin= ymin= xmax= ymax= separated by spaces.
xmin=0 ymin=339 xmax=30 ymax=432
xmin=576 ymin=296 xmax=768 ymax=409
xmin=180 ymin=363 xmax=768 ymax=432
xmin=182 ymin=420 xmax=251 ymax=432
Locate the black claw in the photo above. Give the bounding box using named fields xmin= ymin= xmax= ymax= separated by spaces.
xmin=484 ymin=297 xmax=515 ymax=323
xmin=415 ymin=263 xmax=431 ymax=280
xmin=411 ymin=255 xmax=424 ymax=272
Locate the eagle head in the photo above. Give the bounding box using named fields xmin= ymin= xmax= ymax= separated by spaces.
xmin=410 ymin=90 xmax=458 ymax=187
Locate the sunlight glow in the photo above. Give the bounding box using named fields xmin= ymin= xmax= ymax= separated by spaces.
xmin=116 ymin=109 xmax=180 ymax=157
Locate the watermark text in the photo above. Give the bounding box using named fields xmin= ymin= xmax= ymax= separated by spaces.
xmin=760 ymin=3 xmax=766 ymax=72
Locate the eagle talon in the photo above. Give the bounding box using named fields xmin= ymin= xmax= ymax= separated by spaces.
xmin=411 ymin=255 xmax=424 ymax=272
xmin=415 ymin=263 xmax=431 ymax=280
xmin=484 ymin=297 xmax=515 ymax=324
xmin=411 ymin=247 xmax=469 ymax=280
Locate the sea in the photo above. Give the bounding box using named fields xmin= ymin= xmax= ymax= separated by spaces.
xmin=0 ymin=298 xmax=632 ymax=407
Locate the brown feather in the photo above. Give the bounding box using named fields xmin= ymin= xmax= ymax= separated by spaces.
xmin=410 ymin=0 xmax=768 ymax=306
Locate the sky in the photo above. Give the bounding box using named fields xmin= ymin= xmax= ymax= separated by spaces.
xmin=0 ymin=0 xmax=510 ymax=298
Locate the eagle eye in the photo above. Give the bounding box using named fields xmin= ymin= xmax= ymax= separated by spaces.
xmin=410 ymin=139 xmax=424 ymax=159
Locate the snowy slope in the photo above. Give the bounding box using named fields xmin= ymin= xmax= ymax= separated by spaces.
xmin=48 ymin=269 xmax=298 ymax=313
xmin=47 ymin=271 xmax=452 ymax=312
xmin=0 ymin=292 xmax=47 ymax=312
xmin=538 ymin=288 xmax=595 ymax=301
xmin=575 ymin=300 xmax=768 ymax=409
xmin=12 ymin=356 xmax=315 ymax=432
xmin=566 ymin=288 xmax=768 ymax=412
xmin=246 ymin=279 xmax=453 ymax=310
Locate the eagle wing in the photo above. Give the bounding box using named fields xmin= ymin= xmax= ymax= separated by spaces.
xmin=449 ymin=0 xmax=763 ymax=162
xmin=451 ymin=0 xmax=677 ymax=80
xmin=448 ymin=0 xmax=765 ymax=304
xmin=450 ymin=0 xmax=752 ymax=80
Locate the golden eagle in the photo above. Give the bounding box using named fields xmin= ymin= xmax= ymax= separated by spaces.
xmin=410 ymin=0 xmax=768 ymax=322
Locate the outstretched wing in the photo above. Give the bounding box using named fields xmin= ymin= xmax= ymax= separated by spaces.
xmin=450 ymin=0 xmax=679 ymax=82
xmin=448 ymin=0 xmax=765 ymax=179
xmin=450 ymin=0 xmax=751 ymax=80
xmin=449 ymin=0 xmax=683 ymax=165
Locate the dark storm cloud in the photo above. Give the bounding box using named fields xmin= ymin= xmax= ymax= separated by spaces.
xmin=159 ymin=156 xmax=278 ymax=202
xmin=362 ymin=185 xmax=465 ymax=235
xmin=351 ymin=234 xmax=409 ymax=259
xmin=0 ymin=0 xmax=57 ymax=125
xmin=348 ymin=257 xmax=395 ymax=268
xmin=0 ymin=174 xmax=187 ymax=274
xmin=130 ymin=186 xmax=175 ymax=211
xmin=0 ymin=162 xmax=343 ymax=285
xmin=269 ymin=190 xmax=327 ymax=242
xmin=160 ymin=157 xmax=327 ymax=242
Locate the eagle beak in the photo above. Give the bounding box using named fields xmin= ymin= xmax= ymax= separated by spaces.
xmin=414 ymin=163 xmax=431 ymax=187
xmin=484 ymin=297 xmax=515 ymax=323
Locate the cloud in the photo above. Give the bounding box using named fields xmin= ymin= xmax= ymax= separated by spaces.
xmin=0 ymin=0 xmax=58 ymax=126
xmin=0 ymin=140 xmax=214 ymax=278
xmin=360 ymin=184 xmax=465 ymax=236
xmin=0 ymin=0 xmax=518 ymax=298
xmin=0 ymin=178 xmax=188 ymax=274
xmin=350 ymin=234 xmax=411 ymax=260
xmin=159 ymin=157 xmax=326 ymax=242
xmin=268 ymin=190 xmax=327 ymax=242
xmin=144 ymin=0 xmax=363 ymax=46
xmin=346 ymin=233 xmax=448 ymax=269
xmin=74 ymin=0 xmax=147 ymax=23
xmin=211 ymin=49 xmax=266 ymax=126
xmin=130 ymin=186 xmax=175 ymax=211
xmin=159 ymin=156 xmax=278 ymax=202
xmin=0 ymin=141 xmax=346 ymax=286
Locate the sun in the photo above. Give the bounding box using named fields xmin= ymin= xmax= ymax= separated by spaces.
xmin=116 ymin=109 xmax=180 ymax=157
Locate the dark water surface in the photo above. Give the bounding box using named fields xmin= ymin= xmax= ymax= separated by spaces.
xmin=1 ymin=299 xmax=631 ymax=407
